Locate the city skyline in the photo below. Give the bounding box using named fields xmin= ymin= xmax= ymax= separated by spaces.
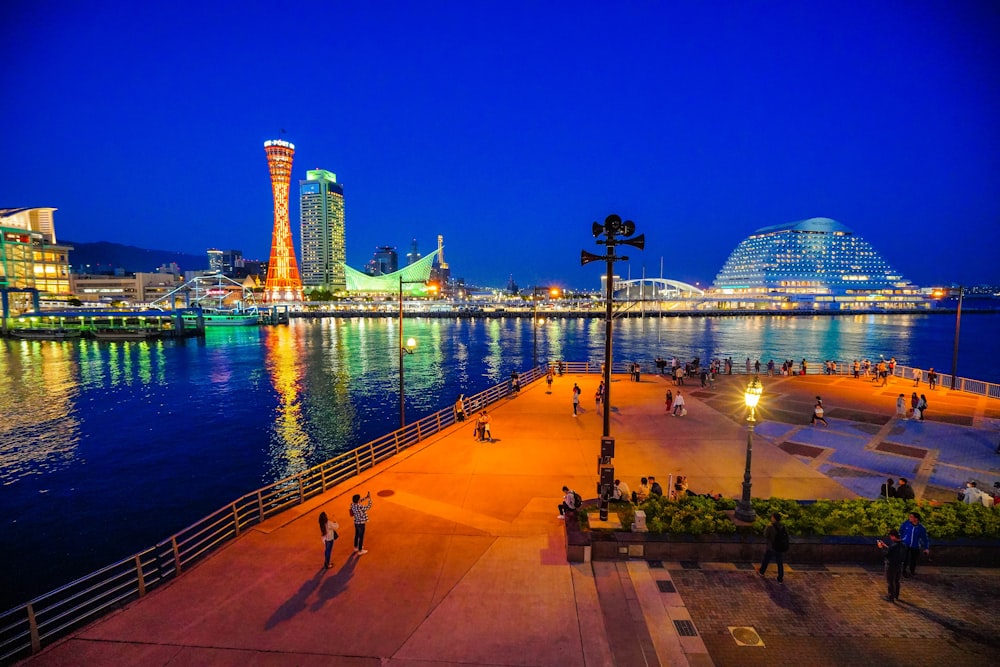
xmin=2 ymin=1 xmax=998 ymax=289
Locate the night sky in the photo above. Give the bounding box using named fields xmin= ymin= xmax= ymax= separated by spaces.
xmin=3 ymin=1 xmax=998 ymax=289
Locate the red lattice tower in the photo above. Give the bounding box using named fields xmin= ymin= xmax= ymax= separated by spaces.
xmin=263 ymin=139 xmax=303 ymax=303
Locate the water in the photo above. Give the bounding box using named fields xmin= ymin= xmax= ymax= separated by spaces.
xmin=1 ymin=311 xmax=998 ymax=610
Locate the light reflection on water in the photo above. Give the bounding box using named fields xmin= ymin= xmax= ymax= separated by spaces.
xmin=0 ymin=312 xmax=997 ymax=609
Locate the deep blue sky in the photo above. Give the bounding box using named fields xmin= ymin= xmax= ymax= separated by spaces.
xmin=3 ymin=1 xmax=998 ymax=289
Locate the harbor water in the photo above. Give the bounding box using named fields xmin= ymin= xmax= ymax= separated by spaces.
xmin=1 ymin=310 xmax=998 ymax=610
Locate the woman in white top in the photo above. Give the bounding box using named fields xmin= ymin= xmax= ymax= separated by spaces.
xmin=672 ymin=391 xmax=686 ymax=416
xmin=319 ymin=511 xmax=339 ymax=569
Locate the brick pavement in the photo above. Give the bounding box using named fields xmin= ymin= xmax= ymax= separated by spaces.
xmin=667 ymin=563 xmax=1000 ymax=667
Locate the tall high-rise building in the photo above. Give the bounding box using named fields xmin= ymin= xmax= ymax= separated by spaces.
xmin=262 ymin=139 xmax=303 ymax=303
xmin=207 ymin=248 xmax=223 ymax=273
xmin=406 ymin=238 xmax=421 ymax=266
xmin=366 ymin=246 xmax=398 ymax=276
xmin=299 ymin=169 xmax=346 ymax=292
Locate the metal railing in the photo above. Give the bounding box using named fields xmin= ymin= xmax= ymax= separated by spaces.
xmin=1 ymin=366 xmax=556 ymax=662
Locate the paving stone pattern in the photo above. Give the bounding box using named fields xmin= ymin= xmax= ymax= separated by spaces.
xmin=669 ymin=565 xmax=1000 ymax=666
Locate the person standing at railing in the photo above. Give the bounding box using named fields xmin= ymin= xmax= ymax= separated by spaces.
xmin=319 ymin=511 xmax=340 ymax=569
xmin=912 ymin=367 xmax=921 ymax=386
xmin=350 ymin=492 xmax=373 ymax=555
xmin=928 ymin=368 xmax=938 ymax=390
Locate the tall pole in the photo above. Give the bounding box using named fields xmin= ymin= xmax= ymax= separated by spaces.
xmin=950 ymin=285 xmax=963 ymax=390
xmin=735 ymin=376 xmax=762 ymax=523
xmin=532 ymin=287 xmax=539 ymax=369
xmin=602 ymin=258 xmax=613 ymax=438
xmin=399 ymin=275 xmax=405 ymax=430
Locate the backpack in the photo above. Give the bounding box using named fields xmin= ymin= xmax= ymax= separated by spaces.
xmin=773 ymin=524 xmax=790 ymax=553
xmin=572 ymin=490 xmax=583 ymax=509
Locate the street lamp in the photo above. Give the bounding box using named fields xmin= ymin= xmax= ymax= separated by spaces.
xmin=532 ymin=286 xmax=560 ymax=369
xmin=734 ymin=375 xmax=764 ymax=523
xmin=581 ymin=214 xmax=645 ymax=438
xmin=399 ymin=276 xmax=422 ymax=429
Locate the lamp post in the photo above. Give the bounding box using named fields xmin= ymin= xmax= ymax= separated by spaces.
xmin=581 ymin=215 xmax=645 ymax=438
xmin=399 ymin=276 xmax=420 ymax=429
xmin=950 ymin=285 xmax=963 ymax=390
xmin=532 ymin=286 xmax=560 ymax=369
xmin=734 ymin=375 xmax=763 ymax=523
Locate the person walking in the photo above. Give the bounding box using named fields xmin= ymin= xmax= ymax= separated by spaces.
xmin=877 ymin=528 xmax=905 ymax=602
xmin=758 ymin=513 xmax=789 ymax=583
xmin=672 ymin=390 xmax=686 ymax=417
xmin=350 ymin=491 xmax=373 ymax=555
xmin=895 ymin=394 xmax=906 ymax=419
xmin=572 ymin=383 xmax=581 ymax=416
xmin=595 ymin=381 xmax=605 ymax=413
xmin=928 ymin=368 xmax=938 ymax=390
xmin=318 ymin=511 xmax=340 ymax=569
xmin=909 ymin=392 xmax=919 ymax=419
xmin=664 ymin=389 xmax=673 ymax=413
xmin=546 ymin=368 xmax=554 ymax=393
xmin=480 ymin=411 xmax=493 ymax=442
xmin=811 ymin=397 xmax=828 ymax=426
xmin=899 ymin=511 xmax=929 ymax=577
xmin=911 ymin=367 xmax=921 ymax=386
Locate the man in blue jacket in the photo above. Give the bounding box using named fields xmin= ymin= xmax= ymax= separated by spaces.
xmin=898 ymin=511 xmax=930 ymax=577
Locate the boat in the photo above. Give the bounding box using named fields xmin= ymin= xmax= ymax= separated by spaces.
xmin=152 ymin=273 xmax=262 ymax=327
xmin=92 ymin=329 xmax=162 ymax=341
xmin=181 ymin=310 xmax=259 ymax=327
xmin=10 ymin=329 xmax=82 ymax=340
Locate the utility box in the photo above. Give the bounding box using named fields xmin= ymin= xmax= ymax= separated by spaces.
xmin=600 ymin=437 xmax=615 ymax=459
xmin=599 ymin=464 xmax=614 ymax=488
xmin=632 ymin=510 xmax=648 ymax=533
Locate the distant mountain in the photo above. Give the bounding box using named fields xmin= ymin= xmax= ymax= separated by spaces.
xmin=63 ymin=240 xmax=207 ymax=273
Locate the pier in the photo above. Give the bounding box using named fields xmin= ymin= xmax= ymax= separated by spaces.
xmin=14 ymin=370 xmax=1000 ymax=666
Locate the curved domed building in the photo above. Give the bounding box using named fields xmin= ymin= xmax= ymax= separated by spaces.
xmin=711 ymin=217 xmax=926 ymax=310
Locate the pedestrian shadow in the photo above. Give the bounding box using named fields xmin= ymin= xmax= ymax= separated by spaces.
xmin=898 ymin=599 xmax=1000 ymax=648
xmin=264 ymin=569 xmax=325 ymax=630
xmin=309 ymin=555 xmax=359 ymax=611
xmin=760 ymin=577 xmax=807 ymax=614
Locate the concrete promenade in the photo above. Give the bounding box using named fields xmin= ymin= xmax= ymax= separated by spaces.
xmin=24 ymin=371 xmax=1000 ymax=666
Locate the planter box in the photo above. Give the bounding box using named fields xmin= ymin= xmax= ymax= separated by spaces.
xmin=566 ymin=524 xmax=1000 ymax=567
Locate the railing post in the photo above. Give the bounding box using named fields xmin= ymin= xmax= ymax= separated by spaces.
xmin=135 ymin=554 xmax=147 ymax=597
xmin=416 ymin=421 xmax=423 ymax=442
xmin=321 ymin=464 xmax=328 ymax=492
xmin=232 ymin=503 xmax=240 ymax=537
xmin=394 ymin=431 xmax=401 ymax=454
xmin=27 ymin=603 xmax=40 ymax=654
xmin=354 ymin=449 xmax=361 ymax=476
xmin=171 ymin=536 xmax=182 ymax=574
xmin=298 ymin=476 xmax=305 ymax=504
xmin=257 ymin=490 xmax=265 ymax=522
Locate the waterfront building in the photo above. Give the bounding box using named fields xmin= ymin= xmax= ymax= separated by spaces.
xmin=344 ymin=250 xmax=438 ymax=295
xmin=430 ymin=234 xmax=451 ymax=294
xmin=262 ymin=140 xmax=303 ymax=303
xmin=710 ymin=217 xmax=926 ymax=310
xmin=299 ymin=169 xmax=346 ymax=293
xmin=0 ymin=207 xmax=73 ymax=313
xmin=70 ymin=271 xmax=182 ymax=305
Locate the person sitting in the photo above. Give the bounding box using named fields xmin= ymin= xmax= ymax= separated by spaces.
xmin=557 ymin=485 xmax=579 ymax=519
xmin=879 ymin=478 xmax=896 ymax=499
xmin=896 ymin=477 xmax=915 ymax=500
xmin=960 ymin=481 xmax=992 ymax=507
xmin=672 ymin=475 xmax=690 ymax=499
xmin=612 ymin=478 xmax=632 ymax=502
xmin=633 ymin=477 xmax=650 ymax=504
xmin=648 ymin=476 xmax=663 ymax=497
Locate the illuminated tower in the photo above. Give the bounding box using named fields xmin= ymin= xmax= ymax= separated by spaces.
xmin=263 ymin=139 xmax=303 ymax=303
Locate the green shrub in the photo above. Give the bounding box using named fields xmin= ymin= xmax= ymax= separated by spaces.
xmin=586 ymin=496 xmax=1000 ymax=539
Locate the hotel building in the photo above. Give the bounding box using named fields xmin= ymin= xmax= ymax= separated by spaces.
xmin=710 ymin=217 xmax=926 ymax=310
xmin=0 ymin=208 xmax=73 ymax=313
xmin=299 ymin=169 xmax=346 ymax=293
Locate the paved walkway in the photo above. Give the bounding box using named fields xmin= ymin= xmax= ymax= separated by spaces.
xmin=23 ymin=372 xmax=1000 ymax=666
